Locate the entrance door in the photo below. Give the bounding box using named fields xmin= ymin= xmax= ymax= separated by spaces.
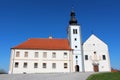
xmin=94 ymin=65 xmax=99 ymax=72
xmin=75 ymin=65 xmax=79 ymax=72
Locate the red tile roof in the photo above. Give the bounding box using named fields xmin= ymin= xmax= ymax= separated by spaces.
xmin=12 ymin=38 xmax=72 ymax=50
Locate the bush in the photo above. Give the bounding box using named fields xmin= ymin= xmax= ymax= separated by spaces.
xmin=0 ymin=69 xmax=7 ymax=74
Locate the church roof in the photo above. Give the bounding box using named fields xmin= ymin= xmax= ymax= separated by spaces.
xmin=12 ymin=38 xmax=72 ymax=50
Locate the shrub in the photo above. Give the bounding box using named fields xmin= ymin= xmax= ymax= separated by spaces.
xmin=0 ymin=69 xmax=7 ymax=74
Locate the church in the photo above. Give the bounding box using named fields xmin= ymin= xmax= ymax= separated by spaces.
xmin=9 ymin=10 xmax=111 ymax=74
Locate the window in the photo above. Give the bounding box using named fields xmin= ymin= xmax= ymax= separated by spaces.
xmin=15 ymin=62 xmax=19 ymax=68
xmin=52 ymin=52 xmax=56 ymax=58
xmin=24 ymin=52 xmax=28 ymax=57
xmin=102 ymin=55 xmax=106 ymax=60
xmin=34 ymin=63 xmax=38 ymax=68
xmin=74 ymin=38 xmax=77 ymax=41
xmin=34 ymin=52 xmax=39 ymax=58
xmin=23 ymin=62 xmax=27 ymax=68
xmin=94 ymin=51 xmax=96 ymax=54
xmin=73 ymin=29 xmax=77 ymax=34
xmin=16 ymin=51 xmax=20 ymax=57
xmin=43 ymin=63 xmax=47 ymax=68
xmin=75 ymin=46 xmax=77 ymax=48
xmin=52 ymin=63 xmax=56 ymax=69
xmin=64 ymin=63 xmax=68 ymax=68
xmin=85 ymin=55 xmax=88 ymax=60
xmin=64 ymin=52 xmax=67 ymax=57
xmin=76 ymin=56 xmax=78 ymax=59
xmin=43 ymin=52 xmax=47 ymax=58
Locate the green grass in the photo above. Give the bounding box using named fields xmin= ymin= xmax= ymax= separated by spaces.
xmin=87 ymin=72 xmax=120 ymax=80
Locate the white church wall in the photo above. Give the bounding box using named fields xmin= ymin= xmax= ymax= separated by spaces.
xmin=83 ymin=34 xmax=111 ymax=72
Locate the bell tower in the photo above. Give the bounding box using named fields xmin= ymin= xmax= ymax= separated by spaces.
xmin=67 ymin=9 xmax=84 ymax=72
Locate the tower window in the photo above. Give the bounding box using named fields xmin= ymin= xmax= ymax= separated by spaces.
xmin=85 ymin=55 xmax=88 ymax=60
xmin=75 ymin=46 xmax=77 ymax=48
xmin=74 ymin=38 xmax=77 ymax=41
xmin=102 ymin=55 xmax=106 ymax=60
xmin=73 ymin=29 xmax=77 ymax=34
xmin=52 ymin=63 xmax=56 ymax=69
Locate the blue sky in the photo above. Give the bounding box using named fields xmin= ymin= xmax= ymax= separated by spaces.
xmin=0 ymin=0 xmax=120 ymax=72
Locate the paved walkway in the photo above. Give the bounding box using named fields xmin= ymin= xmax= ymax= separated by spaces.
xmin=0 ymin=72 xmax=93 ymax=80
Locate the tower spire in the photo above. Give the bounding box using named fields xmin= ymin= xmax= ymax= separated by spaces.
xmin=69 ymin=6 xmax=78 ymax=25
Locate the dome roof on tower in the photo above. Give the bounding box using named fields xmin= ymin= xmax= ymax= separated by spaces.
xmin=69 ymin=10 xmax=78 ymax=25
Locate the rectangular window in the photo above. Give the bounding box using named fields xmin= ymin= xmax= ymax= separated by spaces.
xmin=43 ymin=52 xmax=47 ymax=58
xmin=15 ymin=62 xmax=19 ymax=68
xmin=16 ymin=51 xmax=20 ymax=57
xmin=73 ymin=29 xmax=77 ymax=34
xmin=23 ymin=62 xmax=27 ymax=68
xmin=34 ymin=63 xmax=38 ymax=68
xmin=34 ymin=52 xmax=39 ymax=58
xmin=103 ymin=55 xmax=106 ymax=60
xmin=64 ymin=52 xmax=67 ymax=58
xmin=43 ymin=63 xmax=47 ymax=68
xmin=85 ymin=55 xmax=88 ymax=60
xmin=52 ymin=52 xmax=56 ymax=58
xmin=64 ymin=63 xmax=68 ymax=69
xmin=24 ymin=52 xmax=28 ymax=57
xmin=52 ymin=63 xmax=56 ymax=69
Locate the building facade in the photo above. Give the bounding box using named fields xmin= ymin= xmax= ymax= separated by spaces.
xmin=9 ymin=10 xmax=111 ymax=74
xmin=83 ymin=34 xmax=111 ymax=72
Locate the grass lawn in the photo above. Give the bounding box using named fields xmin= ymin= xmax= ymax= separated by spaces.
xmin=87 ymin=72 xmax=120 ymax=80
